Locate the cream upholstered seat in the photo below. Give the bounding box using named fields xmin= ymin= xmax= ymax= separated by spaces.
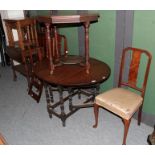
xmin=96 ymin=88 xmax=143 ymax=120
xmin=93 ymin=47 xmax=152 ymax=145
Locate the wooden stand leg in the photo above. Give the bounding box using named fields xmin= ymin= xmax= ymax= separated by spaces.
xmin=93 ymin=103 xmax=99 ymax=128
xmin=78 ymin=89 xmax=81 ymax=99
xmin=68 ymin=88 xmax=73 ymax=111
xmin=122 ymin=118 xmax=131 ymax=145
xmin=49 ymin=85 xmax=54 ymax=103
xmin=58 ymin=86 xmax=66 ymax=127
xmin=44 ymin=83 xmax=53 ymax=118
xmin=45 ymin=23 xmax=54 ymax=74
xmin=84 ymin=22 xmax=90 ymax=74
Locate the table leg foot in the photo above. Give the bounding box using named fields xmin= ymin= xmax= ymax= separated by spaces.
xmin=69 ymin=105 xmax=73 ymax=111
xmin=78 ymin=89 xmax=81 ymax=99
xmin=61 ymin=118 xmax=66 ymax=127
xmin=47 ymin=106 xmax=53 ymax=119
xmin=49 ymin=114 xmax=52 ymax=119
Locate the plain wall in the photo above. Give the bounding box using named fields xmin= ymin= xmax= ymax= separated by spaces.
xmin=132 ymin=11 xmax=155 ymax=115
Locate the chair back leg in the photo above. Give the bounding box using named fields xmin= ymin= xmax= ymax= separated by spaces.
xmin=138 ymin=105 xmax=143 ymax=125
xmin=93 ymin=103 xmax=99 ymax=128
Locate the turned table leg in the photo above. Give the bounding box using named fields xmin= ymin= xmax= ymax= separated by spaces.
xmin=58 ymin=86 xmax=66 ymax=127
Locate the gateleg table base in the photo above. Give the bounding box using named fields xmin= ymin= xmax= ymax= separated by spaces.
xmin=44 ymin=82 xmax=100 ymax=126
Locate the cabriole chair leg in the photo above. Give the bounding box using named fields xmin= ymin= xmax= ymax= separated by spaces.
xmin=122 ymin=118 xmax=131 ymax=145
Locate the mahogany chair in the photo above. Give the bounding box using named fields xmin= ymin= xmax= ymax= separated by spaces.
xmin=5 ymin=18 xmax=44 ymax=103
xmin=93 ymin=47 xmax=152 ymax=144
xmin=17 ymin=18 xmax=44 ymax=103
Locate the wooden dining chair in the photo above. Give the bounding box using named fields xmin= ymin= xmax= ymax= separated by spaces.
xmin=16 ymin=18 xmax=44 ymax=103
xmin=5 ymin=18 xmax=44 ymax=103
xmin=93 ymin=47 xmax=152 ymax=144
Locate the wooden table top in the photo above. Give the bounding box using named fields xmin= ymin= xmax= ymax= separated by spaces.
xmin=33 ymin=56 xmax=110 ymax=87
xmin=37 ymin=14 xmax=99 ymax=24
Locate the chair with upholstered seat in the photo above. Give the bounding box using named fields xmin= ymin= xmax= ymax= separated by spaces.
xmin=93 ymin=47 xmax=152 ymax=144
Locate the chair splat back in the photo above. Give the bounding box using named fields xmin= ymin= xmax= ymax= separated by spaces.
xmin=16 ymin=18 xmax=43 ymax=103
xmin=118 ymin=47 xmax=152 ymax=96
xmin=17 ymin=19 xmax=39 ymax=50
xmin=4 ymin=18 xmax=44 ymax=103
xmin=16 ymin=19 xmax=43 ymax=70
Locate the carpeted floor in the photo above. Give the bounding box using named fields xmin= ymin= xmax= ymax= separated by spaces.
xmin=0 ymin=66 xmax=153 ymax=145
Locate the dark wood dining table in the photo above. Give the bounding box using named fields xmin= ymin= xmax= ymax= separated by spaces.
xmin=33 ymin=56 xmax=111 ymax=126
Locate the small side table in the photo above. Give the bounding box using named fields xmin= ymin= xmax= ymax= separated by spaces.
xmin=37 ymin=14 xmax=99 ymax=74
